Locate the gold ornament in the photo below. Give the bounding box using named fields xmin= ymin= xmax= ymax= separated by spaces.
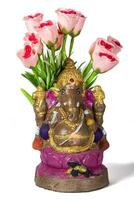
xmin=66 ymin=164 xmax=87 ymax=175
xmin=32 ymin=86 xmax=45 ymax=100
xmin=86 ymin=118 xmax=95 ymax=126
xmin=59 ymin=107 xmax=83 ymax=131
xmin=93 ymin=85 xmax=105 ymax=104
xmin=49 ymin=128 xmax=94 ymax=153
xmin=54 ymin=134 xmax=90 ymax=140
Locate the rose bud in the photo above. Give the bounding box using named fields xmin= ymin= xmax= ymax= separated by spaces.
xmin=107 ymin=36 xmax=123 ymax=54
xmin=24 ymin=32 xmax=43 ymax=54
xmin=17 ymin=44 xmax=38 ymax=68
xmin=36 ymin=20 xmax=58 ymax=48
xmin=54 ymin=30 xmax=64 ymax=50
xmin=72 ymin=13 xmax=86 ymax=36
xmin=55 ymin=8 xmax=80 ymax=34
xmin=92 ymin=46 xmax=119 ymax=73
xmin=23 ymin=13 xmax=43 ymax=33
xmin=89 ymin=38 xmax=115 ymax=54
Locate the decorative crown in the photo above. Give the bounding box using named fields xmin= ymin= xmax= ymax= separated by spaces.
xmin=57 ymin=58 xmax=84 ymax=88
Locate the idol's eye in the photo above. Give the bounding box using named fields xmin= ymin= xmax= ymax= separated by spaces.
xmin=76 ymin=87 xmax=81 ymax=95
xmin=61 ymin=89 xmax=65 ymax=95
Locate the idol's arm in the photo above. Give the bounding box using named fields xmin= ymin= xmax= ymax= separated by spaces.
xmin=44 ymin=107 xmax=60 ymax=128
xmin=32 ymin=86 xmax=47 ymax=127
xmin=92 ymin=85 xmax=105 ymax=128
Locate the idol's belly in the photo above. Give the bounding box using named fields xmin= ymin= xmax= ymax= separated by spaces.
xmin=49 ymin=120 xmax=94 ymax=153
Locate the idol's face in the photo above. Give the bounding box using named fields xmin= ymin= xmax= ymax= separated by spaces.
xmin=58 ymin=84 xmax=83 ymax=121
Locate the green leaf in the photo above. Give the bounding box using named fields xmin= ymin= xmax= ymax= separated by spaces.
xmin=84 ymin=69 xmax=93 ymax=82
xmin=86 ymin=70 xmax=98 ymax=88
xmin=46 ymin=50 xmax=56 ymax=74
xmin=50 ymin=72 xmax=56 ymax=87
xmin=56 ymin=51 xmax=62 ymax=69
xmin=37 ymin=56 xmax=46 ymax=79
xmin=33 ymin=57 xmax=47 ymax=89
xmin=43 ymin=60 xmax=52 ymax=67
xmin=77 ymin=61 xmax=86 ymax=70
xmin=46 ymin=65 xmax=51 ymax=89
xmin=82 ymin=60 xmax=93 ymax=77
xmin=20 ymin=88 xmax=34 ymax=105
xmin=21 ymin=72 xmax=39 ymax=87
xmin=32 ymin=67 xmax=46 ymax=88
xmin=51 ymin=47 xmax=56 ymax=69
xmin=32 ymin=67 xmax=40 ymax=84
xmin=86 ymin=76 xmax=98 ymax=88
xmin=55 ymin=52 xmax=62 ymax=76
xmin=47 ymin=50 xmax=50 ymax=62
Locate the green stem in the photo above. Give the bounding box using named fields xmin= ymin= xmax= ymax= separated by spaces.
xmin=51 ymin=48 xmax=56 ymax=69
xmin=46 ymin=65 xmax=51 ymax=90
xmin=86 ymin=70 xmax=99 ymax=88
xmin=37 ymin=55 xmax=47 ymax=89
xmin=41 ymin=50 xmax=46 ymax=61
xmin=69 ymin=36 xmax=74 ymax=57
xmin=61 ymin=34 xmax=67 ymax=63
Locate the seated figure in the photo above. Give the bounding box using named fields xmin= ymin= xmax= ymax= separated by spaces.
xmin=32 ymin=58 xmax=109 ymax=191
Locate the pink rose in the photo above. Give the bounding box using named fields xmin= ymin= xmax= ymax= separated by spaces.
xmin=24 ymin=33 xmax=43 ymax=54
xmin=89 ymin=38 xmax=115 ymax=54
xmin=56 ymin=8 xmax=80 ymax=34
xmin=107 ymin=36 xmax=123 ymax=54
xmin=23 ymin=13 xmax=43 ymax=33
xmin=36 ymin=20 xmax=58 ymax=48
xmin=92 ymin=46 xmax=119 ymax=73
xmin=72 ymin=14 xmax=86 ymax=36
xmin=17 ymin=44 xmax=38 ymax=68
xmin=54 ymin=30 xmax=64 ymax=50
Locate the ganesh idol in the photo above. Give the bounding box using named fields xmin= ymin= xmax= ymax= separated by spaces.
xmin=32 ymin=58 xmax=109 ymax=192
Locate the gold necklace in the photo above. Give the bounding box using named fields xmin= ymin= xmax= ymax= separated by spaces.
xmin=59 ymin=107 xmax=83 ymax=131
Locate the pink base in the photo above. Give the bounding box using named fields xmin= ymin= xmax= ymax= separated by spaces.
xmin=36 ymin=162 xmax=106 ymax=178
xmin=35 ymin=147 xmax=106 ymax=178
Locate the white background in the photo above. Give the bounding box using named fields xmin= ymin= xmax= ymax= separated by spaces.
xmin=0 ymin=0 xmax=134 ymax=199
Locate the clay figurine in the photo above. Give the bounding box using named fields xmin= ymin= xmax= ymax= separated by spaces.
xmin=17 ymin=8 xmax=122 ymax=192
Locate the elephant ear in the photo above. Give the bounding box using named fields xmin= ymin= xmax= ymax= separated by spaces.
xmin=46 ymin=90 xmax=58 ymax=109
xmin=83 ymin=89 xmax=94 ymax=109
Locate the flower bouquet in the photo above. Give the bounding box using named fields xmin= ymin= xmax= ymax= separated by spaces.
xmin=17 ymin=8 xmax=122 ymax=192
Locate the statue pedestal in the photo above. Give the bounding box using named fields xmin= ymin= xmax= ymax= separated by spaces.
xmin=35 ymin=168 xmax=109 ymax=192
xmin=34 ymin=147 xmax=109 ymax=192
